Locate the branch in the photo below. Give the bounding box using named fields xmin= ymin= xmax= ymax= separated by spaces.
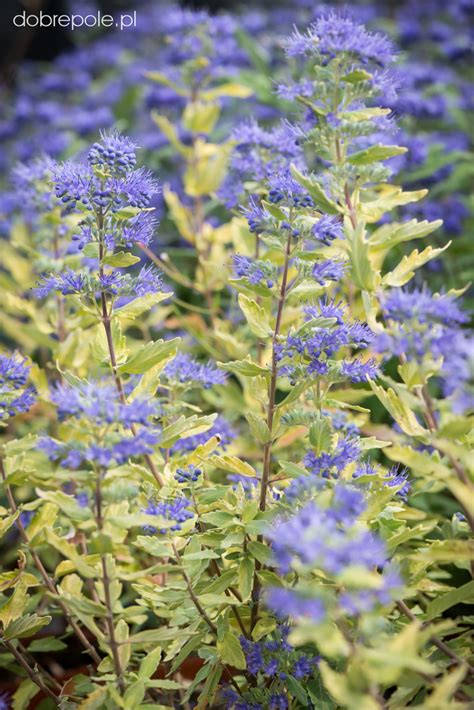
xmin=0 ymin=458 xmax=101 ymax=665
xmin=3 ymin=638 xmax=60 ymax=705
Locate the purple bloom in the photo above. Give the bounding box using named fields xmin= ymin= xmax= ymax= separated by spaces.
xmin=134 ymin=265 xmax=164 ymax=296
xmin=304 ymin=437 xmax=361 ymax=479
xmin=0 ymin=353 xmax=36 ymax=420
xmin=311 ymin=259 xmax=347 ymax=284
xmin=353 ymin=462 xmax=411 ymax=499
xmin=35 ymin=270 xmax=86 ymax=298
xmin=232 ymin=254 xmax=274 ymax=288
xmin=163 ymin=353 xmax=226 ymax=389
xmin=144 ymin=497 xmax=194 ymax=534
xmin=50 ymin=382 xmax=157 ymax=425
xmin=175 ymin=464 xmax=202 ymax=484
xmin=386 ymin=465 xmax=411 ymax=498
xmin=88 ymin=130 xmax=137 ymax=174
xmin=0 ymin=690 xmax=11 ymax=710
xmin=267 ymin=494 xmax=385 ymax=575
xmin=341 ymin=357 xmax=379 ymax=382
xmin=266 ymin=588 xmax=326 ymax=622
xmin=240 ymin=198 xmax=271 ymax=234
xmin=170 ymin=416 xmax=234 ymax=455
xmin=312 ymin=215 xmax=343 ymax=245
xmin=285 ymin=12 xmax=397 ymax=68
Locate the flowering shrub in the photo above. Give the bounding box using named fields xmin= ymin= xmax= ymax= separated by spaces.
xmin=0 ymin=2 xmax=473 ymax=709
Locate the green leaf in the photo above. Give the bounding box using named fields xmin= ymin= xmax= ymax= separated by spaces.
xmin=238 ymin=557 xmax=254 ymax=601
xmin=151 ymin=112 xmax=191 ymax=156
xmin=217 ymin=630 xmax=246 ymax=669
xmin=163 ymin=187 xmax=195 ymax=243
xmin=12 ymin=679 xmax=38 ymax=710
xmin=0 ymin=511 xmax=20 ymax=539
xmin=103 ymin=251 xmax=141 ymax=267
xmin=115 ymin=618 xmax=131 ymax=671
xmin=120 ymin=338 xmax=179 ymax=374
xmin=207 ymin=454 xmax=257 ymax=478
xmin=145 ymin=71 xmax=187 ymax=96
xmin=348 ymin=144 xmax=407 ymax=165
xmin=184 ymin=141 xmax=232 ymax=196
xmin=183 ymin=101 xmax=220 ymax=134
xmin=123 ymin=680 xmax=146 ymax=709
xmin=386 ymin=522 xmax=437 ymax=553
xmin=252 ymin=616 xmax=276 ymax=641
xmin=341 ymin=69 xmax=373 ymax=83
xmin=290 ymin=165 xmax=340 ymax=214
xmin=347 ymin=221 xmax=377 ymax=291
xmin=418 ymin=540 xmax=474 ymax=563
xmin=247 ymin=541 xmax=272 ymax=565
xmin=27 ymin=637 xmax=67 ymax=652
xmin=360 ymin=185 xmax=428 ymax=223
xmin=219 ymin=357 xmax=270 ymax=378
xmin=246 ymin=413 xmax=271 ymax=444
xmin=4 ymin=613 xmax=51 ymax=640
xmin=383 ymin=243 xmax=451 ymax=287
xmin=426 ymin=581 xmax=474 ymax=620
xmin=114 ymin=292 xmax=170 ymax=319
xmin=369 ymin=219 xmax=443 ymax=251
xmin=309 ymin=418 xmax=332 ymax=455
xmin=287 ymin=676 xmax=308 ymax=705
xmin=160 ymin=414 xmax=216 ymax=448
xmin=238 ymin=293 xmax=272 ymax=338
xmin=200 ymin=82 xmax=253 ymax=100
xmin=25 ymin=502 xmax=59 ymax=545
xmin=369 ymin=380 xmax=427 ymax=437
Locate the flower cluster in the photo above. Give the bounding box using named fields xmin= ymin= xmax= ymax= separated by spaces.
xmin=0 ymin=353 xmax=36 ymax=421
xmin=36 ymin=264 xmax=163 ymax=301
xmin=375 ymin=287 xmax=472 ymax=411
xmin=169 ymin=415 xmax=235 ymax=455
xmin=277 ymin=304 xmax=377 ymax=383
xmin=240 ymin=628 xmax=318 ymax=680
xmin=175 ymin=464 xmax=202 ymax=484
xmin=285 ymin=12 xmax=397 ymax=70
xmin=266 ymin=486 xmax=402 ymax=621
xmin=163 ymin=353 xmax=226 ymax=389
xmin=39 ymin=381 xmax=159 ymax=470
xmin=144 ymin=497 xmax=194 ymax=534
xmin=232 ymin=254 xmax=275 ymax=289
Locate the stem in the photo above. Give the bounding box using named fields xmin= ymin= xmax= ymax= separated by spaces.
xmin=94 ymin=469 xmax=126 ymax=693
xmin=3 ymin=639 xmax=60 ymax=705
xmin=18 ymin=641 xmax=63 ymax=693
xmin=259 ymin=230 xmax=293 ymax=513
xmin=251 ymin=230 xmax=293 ymax=631
xmin=53 ymin=227 xmax=66 ymax=343
xmin=171 ymin=540 xmax=217 ymax=633
xmin=98 ymin=243 xmax=164 ymax=488
xmin=190 ymin=490 xmax=248 ymax=637
xmin=0 ymin=458 xmax=101 ymax=665
xmin=397 ymin=600 xmax=474 ymax=676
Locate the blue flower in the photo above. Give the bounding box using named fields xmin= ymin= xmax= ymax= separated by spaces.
xmin=0 ymin=353 xmax=36 ymax=421
xmin=304 ymin=437 xmax=361 ymax=479
xmin=240 ymin=198 xmax=271 ymax=234
xmin=266 ymin=588 xmax=326 ymax=622
xmin=312 ymin=215 xmax=343 ymax=245
xmin=175 ymin=464 xmax=202 ymax=484
xmin=341 ymin=357 xmax=379 ymax=382
xmin=232 ymin=254 xmax=275 ymax=288
xmin=88 ymin=130 xmax=137 ymax=174
xmin=311 ymin=259 xmax=347 ymax=284
xmin=163 ymin=353 xmax=226 ymax=389
xmin=170 ymin=416 xmax=235 ymax=455
xmin=285 ymin=12 xmax=397 ymax=69
xmin=144 ymin=497 xmax=194 ymax=534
